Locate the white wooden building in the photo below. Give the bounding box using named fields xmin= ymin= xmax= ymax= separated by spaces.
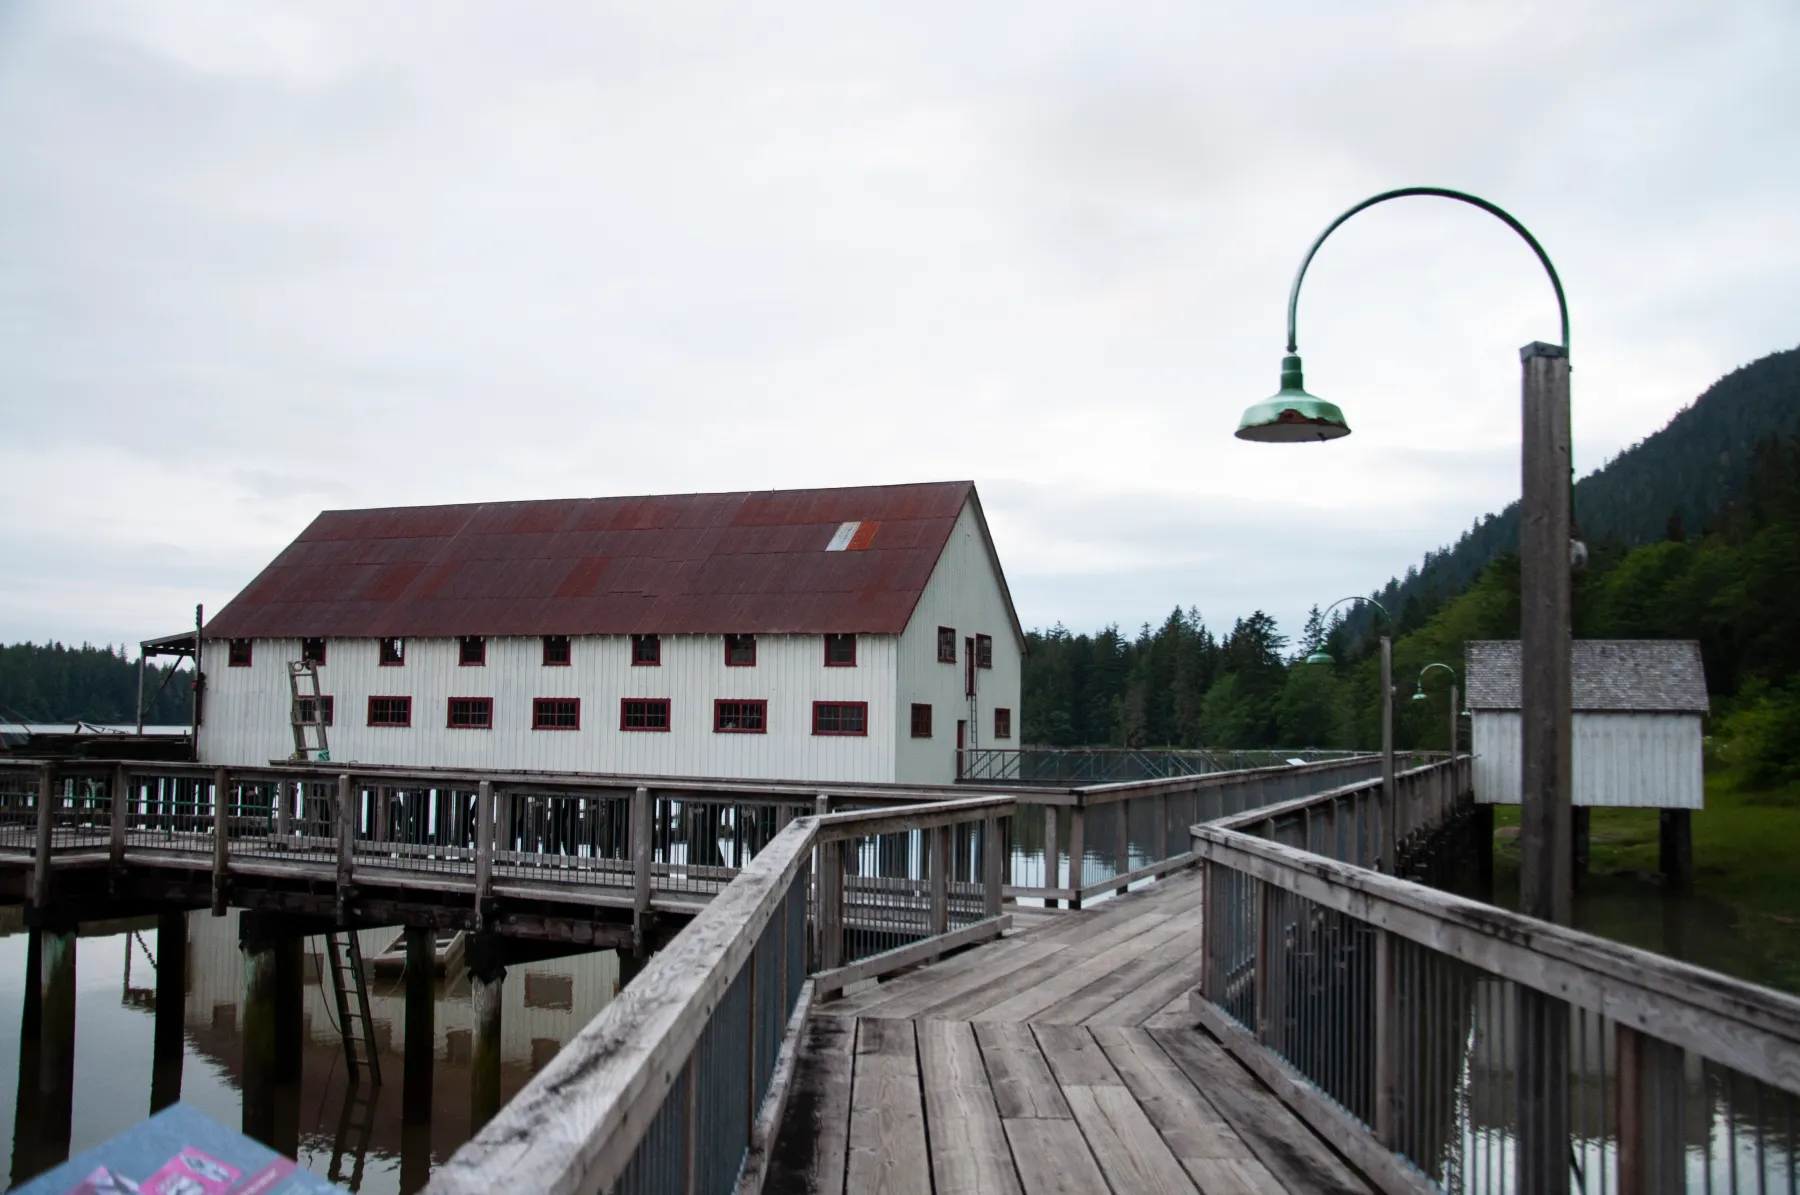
xmin=197 ymin=482 xmax=1023 ymax=785
xmin=1464 ymin=640 xmax=1709 ymax=809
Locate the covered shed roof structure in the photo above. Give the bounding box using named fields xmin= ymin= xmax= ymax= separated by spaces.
xmin=1464 ymin=640 xmax=1709 ymax=714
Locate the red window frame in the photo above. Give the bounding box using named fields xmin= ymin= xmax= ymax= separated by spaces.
xmin=301 ymin=638 xmax=327 ymax=666
xmin=459 ymin=636 xmax=486 ymax=666
xmin=812 ymin=701 xmax=868 ymax=737
xmin=994 ymin=707 xmax=1012 ymax=740
xmin=447 ymin=697 xmax=493 ymax=729
xmin=543 ymin=635 xmax=572 ymax=666
xmin=910 ymin=703 xmax=932 ymax=738
xmin=724 ymin=634 xmax=757 ymax=667
xmin=295 ymin=695 xmax=334 ymax=726
xmin=380 ymin=637 xmax=405 ymax=667
xmin=713 ymin=699 xmax=768 ymax=734
xmin=824 ymin=633 xmax=856 ymax=667
xmin=632 ymin=634 xmax=661 ymax=666
xmin=619 ymin=698 xmax=670 ymax=732
xmin=227 ymin=639 xmax=253 ymax=667
xmin=532 ymin=698 xmax=581 ymax=730
xmin=976 ymin=634 xmax=993 ymax=669
xmin=367 ymin=696 xmax=411 ymax=727
xmin=937 ymin=627 xmax=956 ymax=663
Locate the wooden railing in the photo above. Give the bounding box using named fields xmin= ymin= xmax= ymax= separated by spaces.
xmin=1191 ymin=757 xmax=1800 ymax=1194
xmin=960 ymin=744 xmax=1369 ymax=784
xmin=426 ymin=793 xmax=1015 ymax=1195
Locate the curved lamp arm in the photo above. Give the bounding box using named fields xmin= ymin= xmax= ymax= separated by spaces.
xmin=1286 ymin=187 xmax=1569 ymax=354
xmin=1319 ymin=595 xmax=1391 ymax=630
xmin=1416 ymin=662 xmax=1457 ymax=688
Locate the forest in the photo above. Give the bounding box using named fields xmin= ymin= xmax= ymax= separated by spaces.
xmin=0 ymin=642 xmax=195 ymax=726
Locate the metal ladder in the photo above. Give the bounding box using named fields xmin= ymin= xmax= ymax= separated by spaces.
xmin=327 ymin=1072 xmax=378 ymax=1190
xmin=288 ymin=660 xmax=330 ymax=762
xmin=325 ymin=932 xmax=381 ymax=1085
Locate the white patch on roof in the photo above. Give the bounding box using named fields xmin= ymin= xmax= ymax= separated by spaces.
xmin=825 ymin=521 xmax=861 ymax=551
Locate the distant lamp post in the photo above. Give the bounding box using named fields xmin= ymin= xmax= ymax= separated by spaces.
xmin=1239 ymin=186 xmax=1575 ymax=1194
xmin=1413 ymin=662 xmax=1459 ymax=758
xmin=1303 ymin=596 xmax=1395 ymax=870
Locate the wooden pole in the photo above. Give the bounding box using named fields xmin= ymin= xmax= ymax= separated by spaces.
xmin=403 ymin=925 xmax=435 ymax=1125
xmin=1380 ymin=637 xmax=1395 ymax=871
xmin=150 ymin=911 xmax=187 ymax=1113
xmin=631 ymin=786 xmax=651 ymax=952
xmin=191 ymin=604 xmax=203 ymax=760
xmin=336 ymin=774 xmax=353 ymax=922
xmin=471 ymin=957 xmax=505 ymax=1131
xmin=32 ymin=764 xmax=54 ymax=911
xmin=38 ymin=927 xmax=76 ymax=1171
xmin=135 ymin=650 xmax=146 ymax=736
xmin=982 ymin=813 xmax=1003 ymax=919
xmin=1449 ymin=682 xmax=1460 ymax=760
xmin=211 ymin=766 xmax=230 ymax=916
xmin=475 ymin=780 xmax=494 ymax=929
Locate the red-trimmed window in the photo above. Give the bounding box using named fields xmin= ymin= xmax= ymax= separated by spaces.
xmin=910 ymin=703 xmax=932 ymax=738
xmin=632 ymin=634 xmax=661 ymax=666
xmin=824 ymin=634 xmax=856 ymax=667
xmin=714 ymin=699 xmax=767 ymax=733
xmin=937 ymin=627 xmax=956 ymax=663
xmin=994 ymin=707 xmax=1012 ymax=739
xmin=367 ymin=696 xmax=411 ymax=727
xmin=543 ymin=635 xmax=571 ymax=666
xmin=459 ymin=636 xmax=486 ymax=666
xmin=380 ymin=638 xmax=405 ymax=667
xmin=448 ymin=697 xmax=493 ymax=729
xmin=227 ymin=639 xmax=253 ymax=667
xmin=812 ymin=701 xmax=867 ymax=736
xmin=295 ymin=695 xmax=334 ymax=727
xmin=533 ymin=698 xmax=581 ymax=730
xmin=620 ymin=698 xmax=669 ymax=731
xmin=301 ymin=638 xmax=327 ymax=666
xmin=976 ymin=634 xmax=993 ymax=669
xmin=725 ymin=634 xmax=756 ymax=667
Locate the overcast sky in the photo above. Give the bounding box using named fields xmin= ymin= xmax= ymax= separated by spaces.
xmin=2 ymin=1 xmax=1796 ymax=653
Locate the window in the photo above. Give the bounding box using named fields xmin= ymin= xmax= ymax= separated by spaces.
xmin=937 ymin=627 xmax=956 ymax=663
xmin=824 ymin=633 xmax=856 ymax=667
xmin=812 ymin=701 xmax=868 ymax=736
xmin=994 ymin=707 xmax=1012 ymax=740
xmin=448 ymin=697 xmax=493 ymax=729
xmin=459 ymin=636 xmax=486 ymax=666
xmin=620 ymin=698 xmax=670 ymax=731
xmin=533 ymin=698 xmax=581 ymax=730
xmin=301 ymin=638 xmax=327 ymax=665
xmin=367 ymin=696 xmax=411 ymax=727
xmin=227 ymin=639 xmax=253 ymax=667
xmin=911 ymin=703 xmax=933 ymax=738
xmin=714 ymin=699 xmax=767 ymax=733
xmin=976 ymin=634 xmax=993 ymax=669
xmin=725 ymin=634 xmax=757 ymax=666
xmin=632 ymin=634 xmax=661 ymax=666
xmin=295 ymin=695 xmax=334 ymax=727
xmin=380 ymin=638 xmax=405 ymax=667
xmin=543 ymin=635 xmax=571 ymax=666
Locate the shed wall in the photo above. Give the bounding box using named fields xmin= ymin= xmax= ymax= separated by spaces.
xmin=1470 ymin=711 xmax=1703 ymax=808
xmin=894 ymin=502 xmax=1023 ymax=785
xmin=197 ymin=631 xmax=898 ymax=782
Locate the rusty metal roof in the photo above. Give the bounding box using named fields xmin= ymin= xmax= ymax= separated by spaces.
xmin=205 ymin=481 xmax=994 ymax=640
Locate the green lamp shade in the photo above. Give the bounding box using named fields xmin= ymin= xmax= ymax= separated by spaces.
xmin=1236 ymin=355 xmax=1351 ymax=443
xmin=1411 ymin=689 xmax=1427 ymax=701
xmin=1304 ymin=650 xmax=1334 ymax=665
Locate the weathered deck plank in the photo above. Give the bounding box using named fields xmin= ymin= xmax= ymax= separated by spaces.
xmin=764 ymin=1015 xmax=854 ymax=1195
xmin=917 ymin=1019 xmax=1021 ymax=1195
xmin=845 ymin=1019 xmax=931 ymax=1195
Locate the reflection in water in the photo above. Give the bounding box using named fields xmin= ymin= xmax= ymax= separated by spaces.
xmin=0 ymin=911 xmax=620 ymax=1193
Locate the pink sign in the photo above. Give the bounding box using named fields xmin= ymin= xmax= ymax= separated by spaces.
xmin=137 ymin=1149 xmax=242 ymax=1195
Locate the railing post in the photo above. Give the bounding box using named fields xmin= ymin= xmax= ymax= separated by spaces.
xmin=274 ymin=778 xmax=291 ymax=845
xmin=109 ymin=765 xmax=128 ymax=866
xmin=1153 ymin=791 xmax=1169 ymax=863
xmin=32 ymin=763 xmax=55 ymax=910
xmin=1254 ymin=880 xmax=1273 ymax=1044
xmin=335 ymin=773 xmax=353 ymax=921
xmin=982 ymin=813 xmax=1002 ymax=920
xmin=211 ymin=767 xmax=230 ymax=916
xmin=818 ymin=836 xmax=844 ymax=972
xmin=475 ymin=780 xmax=494 ymax=929
xmin=1199 ymin=862 xmax=1215 ymax=1001
xmin=1516 ymin=987 xmax=1571 ymax=1195
xmin=631 ymin=786 xmax=652 ymax=951
xmin=1066 ymin=805 xmax=1086 ymax=910
xmin=930 ymin=824 xmax=950 ymax=935
xmin=1374 ymin=929 xmax=1397 ymax=1147
xmin=1617 ymin=1025 xmax=1684 ymax=1195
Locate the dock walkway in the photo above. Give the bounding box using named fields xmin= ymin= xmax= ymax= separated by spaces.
xmin=767 ymin=871 xmax=1371 ymax=1194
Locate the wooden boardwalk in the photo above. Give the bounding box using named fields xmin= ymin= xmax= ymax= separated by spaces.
xmin=767 ymin=871 xmax=1372 ymax=1194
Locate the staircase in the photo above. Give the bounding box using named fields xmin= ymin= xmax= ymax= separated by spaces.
xmin=324 ymin=932 xmax=381 ymax=1085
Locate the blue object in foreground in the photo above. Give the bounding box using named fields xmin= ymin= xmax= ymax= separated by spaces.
xmin=14 ymin=1104 xmax=339 ymax=1195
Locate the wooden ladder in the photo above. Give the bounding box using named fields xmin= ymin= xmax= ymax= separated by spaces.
xmin=327 ymin=1067 xmax=378 ymax=1189
xmin=287 ymin=660 xmax=331 ymax=762
xmin=325 ymin=932 xmax=381 ymax=1085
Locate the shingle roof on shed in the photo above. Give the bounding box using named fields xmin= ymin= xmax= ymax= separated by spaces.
xmin=204 ymin=481 xmax=1021 ymax=642
xmin=1464 ymin=641 xmax=1709 ymax=713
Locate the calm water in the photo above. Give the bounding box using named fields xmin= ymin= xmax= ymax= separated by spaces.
xmin=0 ymin=912 xmax=621 ymax=1193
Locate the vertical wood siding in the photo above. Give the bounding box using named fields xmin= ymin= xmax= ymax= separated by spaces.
xmin=894 ymin=501 xmax=1023 ymax=785
xmin=1471 ymin=711 xmax=1703 ymax=808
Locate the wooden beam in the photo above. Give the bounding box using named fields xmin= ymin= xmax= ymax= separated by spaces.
xmin=811 ymin=915 xmax=1011 ymax=999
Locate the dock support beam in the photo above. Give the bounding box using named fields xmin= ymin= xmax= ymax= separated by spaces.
xmin=151 ymin=910 xmax=188 ymax=1113
xmin=38 ymin=925 xmax=77 ymax=1174
xmin=10 ymin=929 xmax=44 ymax=1188
xmin=1572 ymin=806 xmax=1591 ymax=887
xmin=403 ymin=925 xmax=435 ymax=1126
xmin=470 ymin=957 xmax=505 ymax=1132
xmin=241 ymin=914 xmax=279 ymax=1148
xmin=1473 ymin=804 xmax=1495 ymax=894
xmin=1659 ymin=810 xmax=1692 ymax=891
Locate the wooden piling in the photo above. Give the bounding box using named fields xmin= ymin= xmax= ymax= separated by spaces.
xmin=403 ymin=925 xmax=435 ymax=1126
xmin=151 ymin=911 xmax=187 ymax=1113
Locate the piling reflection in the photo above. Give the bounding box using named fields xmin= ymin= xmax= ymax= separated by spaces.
xmin=0 ymin=910 xmax=623 ymax=1194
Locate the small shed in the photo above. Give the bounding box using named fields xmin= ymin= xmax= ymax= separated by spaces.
xmin=1464 ymin=640 xmax=1709 ymax=809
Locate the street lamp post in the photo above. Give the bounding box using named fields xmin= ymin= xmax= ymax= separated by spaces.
xmin=1412 ymin=662 xmax=1459 ymax=760
xmin=1238 ymin=187 xmax=1574 ymax=1194
xmin=1303 ymin=596 xmax=1395 ymax=871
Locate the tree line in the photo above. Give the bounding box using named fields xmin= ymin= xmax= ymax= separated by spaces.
xmin=0 ymin=642 xmax=195 ymax=726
